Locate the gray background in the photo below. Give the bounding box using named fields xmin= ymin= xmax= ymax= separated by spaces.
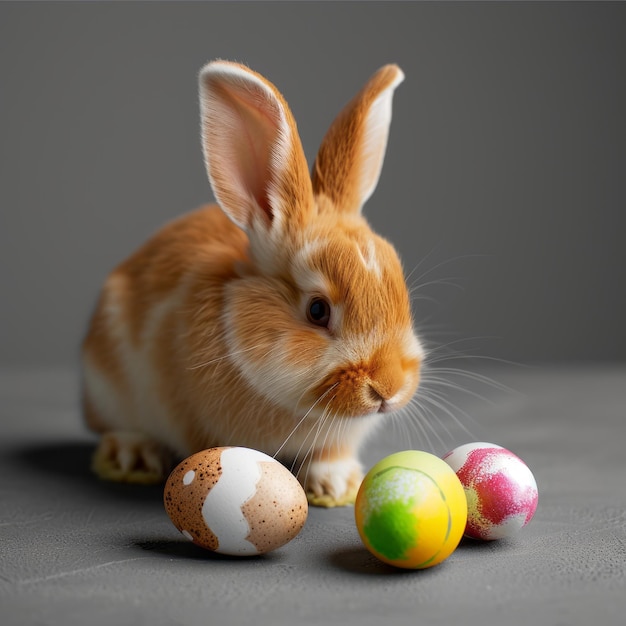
xmin=1 ymin=1 xmax=625 ymax=367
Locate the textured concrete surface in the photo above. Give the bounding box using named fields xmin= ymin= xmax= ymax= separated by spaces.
xmin=1 ymin=365 xmax=626 ymax=625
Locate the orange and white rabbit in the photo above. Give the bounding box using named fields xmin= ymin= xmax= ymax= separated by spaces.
xmin=81 ymin=60 xmax=423 ymax=506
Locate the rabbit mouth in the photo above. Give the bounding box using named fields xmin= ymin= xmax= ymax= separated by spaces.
xmin=368 ymin=383 xmax=411 ymax=415
xmin=370 ymin=395 xmax=409 ymax=416
xmin=377 ymin=400 xmax=395 ymax=414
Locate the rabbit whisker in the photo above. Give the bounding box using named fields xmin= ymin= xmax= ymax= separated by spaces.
xmin=273 ymin=383 xmax=339 ymax=460
xmin=186 ymin=343 xmax=261 ymax=370
xmin=406 ymin=252 xmax=490 ymax=290
xmin=297 ymin=405 xmax=337 ymax=490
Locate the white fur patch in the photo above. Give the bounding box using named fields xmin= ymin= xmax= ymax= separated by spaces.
xmin=291 ymin=239 xmax=330 ymax=294
xmin=405 ymin=328 xmax=425 ymax=362
xmin=339 ymin=333 xmax=378 ymax=364
xmin=82 ymin=352 xmax=127 ymax=430
xmin=356 ymin=239 xmax=382 ymax=278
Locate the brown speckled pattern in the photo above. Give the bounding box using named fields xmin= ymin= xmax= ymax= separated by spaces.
xmin=242 ymin=461 xmax=308 ymax=553
xmin=163 ymin=447 xmax=229 ymax=550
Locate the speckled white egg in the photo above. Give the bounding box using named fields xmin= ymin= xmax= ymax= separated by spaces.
xmin=164 ymin=447 xmax=308 ymax=555
xmin=443 ymin=442 xmax=538 ymax=540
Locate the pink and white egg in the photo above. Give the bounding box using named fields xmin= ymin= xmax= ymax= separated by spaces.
xmin=443 ymin=442 xmax=538 ymax=540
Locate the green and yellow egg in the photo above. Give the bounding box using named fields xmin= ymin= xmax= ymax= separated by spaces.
xmin=355 ymin=450 xmax=467 ymax=569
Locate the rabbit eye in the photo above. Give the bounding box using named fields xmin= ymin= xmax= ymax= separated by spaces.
xmin=307 ymin=297 xmax=331 ymax=328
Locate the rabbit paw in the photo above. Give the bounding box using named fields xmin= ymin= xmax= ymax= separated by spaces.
xmin=91 ymin=432 xmax=174 ymax=485
xmin=303 ymin=457 xmax=364 ymax=507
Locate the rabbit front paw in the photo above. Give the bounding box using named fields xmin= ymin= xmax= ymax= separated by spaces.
xmin=303 ymin=457 xmax=364 ymax=508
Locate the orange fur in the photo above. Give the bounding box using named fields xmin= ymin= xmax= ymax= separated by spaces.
xmin=82 ymin=61 xmax=422 ymax=506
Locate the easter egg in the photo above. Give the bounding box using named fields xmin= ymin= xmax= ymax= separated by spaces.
xmin=164 ymin=447 xmax=308 ymax=555
xmin=355 ymin=450 xmax=468 ymax=569
xmin=443 ymin=442 xmax=538 ymax=540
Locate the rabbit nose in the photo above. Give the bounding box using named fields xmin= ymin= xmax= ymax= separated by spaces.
xmin=368 ymin=355 xmax=404 ymax=397
xmin=367 ymin=381 xmax=397 ymax=410
xmin=367 ymin=383 xmax=385 ymax=402
xmin=366 ymin=384 xmax=397 ymax=414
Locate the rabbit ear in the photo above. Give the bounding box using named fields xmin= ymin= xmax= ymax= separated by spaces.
xmin=199 ymin=61 xmax=314 ymax=240
xmin=312 ymin=64 xmax=404 ymax=215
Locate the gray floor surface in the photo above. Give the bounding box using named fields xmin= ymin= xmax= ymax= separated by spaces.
xmin=1 ymin=365 xmax=625 ymax=625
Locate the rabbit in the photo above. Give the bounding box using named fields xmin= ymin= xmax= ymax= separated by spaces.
xmin=81 ymin=60 xmax=424 ymax=507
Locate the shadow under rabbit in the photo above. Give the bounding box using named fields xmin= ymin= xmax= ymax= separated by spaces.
xmin=8 ymin=440 xmax=165 ymax=506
